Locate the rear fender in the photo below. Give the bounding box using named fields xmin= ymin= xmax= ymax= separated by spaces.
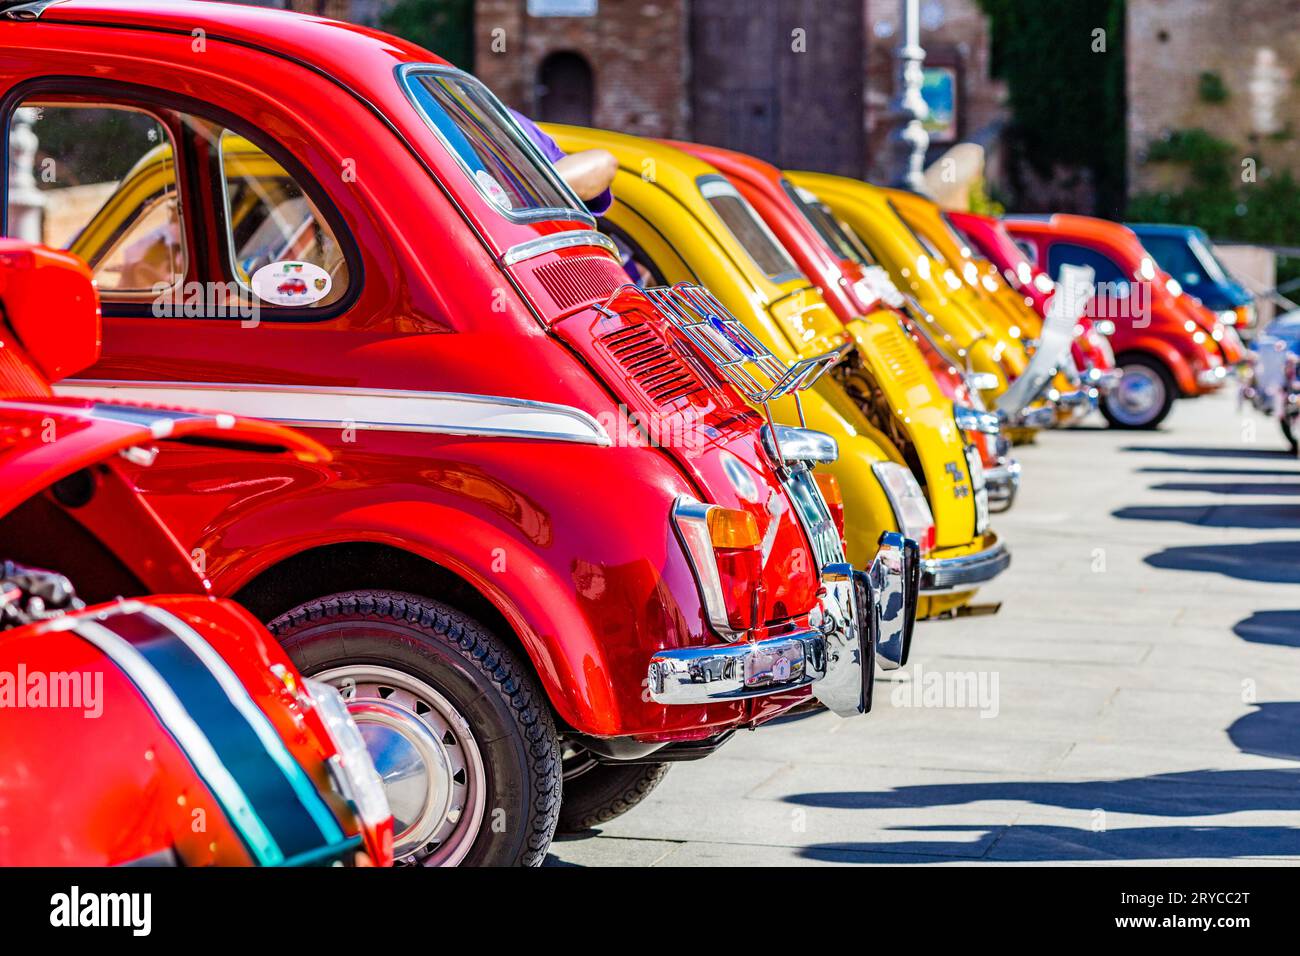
xmin=1117 ymin=336 xmax=1197 ymax=395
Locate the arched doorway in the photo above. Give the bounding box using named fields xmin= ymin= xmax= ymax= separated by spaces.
xmin=536 ymin=51 xmax=595 ymax=127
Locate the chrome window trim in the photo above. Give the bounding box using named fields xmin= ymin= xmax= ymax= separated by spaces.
xmin=501 ymin=229 xmax=619 ymax=266
xmin=56 ymin=379 xmax=612 ymax=446
xmin=395 ymin=63 xmax=594 ymax=228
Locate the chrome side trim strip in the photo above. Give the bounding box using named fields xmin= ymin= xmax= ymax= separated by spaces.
xmin=56 ymin=380 xmax=612 ymax=446
xmin=500 ymin=230 xmax=619 ymax=266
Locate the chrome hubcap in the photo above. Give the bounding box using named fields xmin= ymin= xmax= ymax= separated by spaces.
xmin=313 ymin=664 xmax=485 ymax=867
xmin=1109 ymin=365 xmax=1165 ymax=425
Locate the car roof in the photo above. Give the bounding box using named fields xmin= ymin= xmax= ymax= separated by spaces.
xmin=24 ymin=0 xmax=453 ymax=116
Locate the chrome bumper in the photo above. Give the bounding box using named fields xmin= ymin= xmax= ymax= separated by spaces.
xmin=1197 ymin=366 xmax=1230 ymax=389
xmin=646 ymin=534 xmax=919 ymax=717
xmin=1004 ymin=404 xmax=1056 ymax=430
xmin=920 ymin=536 xmax=1011 ymax=594
xmin=985 ymin=458 xmax=1020 ymax=512
xmin=1084 ymin=366 xmax=1123 ymax=394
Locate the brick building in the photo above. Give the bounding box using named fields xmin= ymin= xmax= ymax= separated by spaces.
xmin=472 ymin=0 xmax=1006 ymax=181
xmin=1127 ymin=0 xmax=1300 ymax=193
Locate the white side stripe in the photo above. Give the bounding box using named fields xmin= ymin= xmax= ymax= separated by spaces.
xmin=56 ymin=380 xmax=611 ymax=446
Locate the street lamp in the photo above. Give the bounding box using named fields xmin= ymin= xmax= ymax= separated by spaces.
xmin=887 ymin=0 xmax=930 ymax=194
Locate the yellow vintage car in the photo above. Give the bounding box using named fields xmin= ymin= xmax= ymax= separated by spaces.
xmin=545 ymin=124 xmax=1010 ymax=617
xmin=67 ymin=133 xmax=345 ymax=304
xmin=787 ymin=171 xmax=1058 ymax=434
xmin=882 ymin=187 xmax=1095 ymax=425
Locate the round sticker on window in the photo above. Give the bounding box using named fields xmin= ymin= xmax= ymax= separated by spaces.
xmin=474 ymin=169 xmax=513 ymax=211
xmin=251 ymin=261 xmax=332 ymax=306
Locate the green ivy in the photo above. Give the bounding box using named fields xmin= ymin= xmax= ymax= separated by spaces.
xmin=978 ymin=0 xmax=1127 ymax=215
xmin=1197 ymin=71 xmax=1229 ymax=104
xmin=380 ymin=0 xmax=474 ymax=70
xmin=1129 ymin=148 xmax=1300 ymax=285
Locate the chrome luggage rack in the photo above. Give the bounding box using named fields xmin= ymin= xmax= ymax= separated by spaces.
xmin=595 ymin=282 xmax=842 ymax=431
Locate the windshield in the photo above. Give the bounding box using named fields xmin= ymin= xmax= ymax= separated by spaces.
xmin=698 ymin=175 xmax=800 ymax=282
xmin=399 ymin=65 xmax=586 ymax=222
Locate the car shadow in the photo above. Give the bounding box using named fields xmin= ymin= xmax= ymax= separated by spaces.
xmin=1150 ymin=480 xmax=1300 ymax=496
xmin=1233 ymin=610 xmax=1300 ymax=648
xmin=1123 ymin=445 xmax=1294 ymax=460
xmin=788 ymin=704 xmax=1300 ymax=863
xmin=799 ymin=824 xmax=1300 ymax=863
xmin=1145 ymin=541 xmax=1300 ymax=583
xmin=1114 ymin=503 xmax=1300 ymax=529
xmin=1139 ymin=466 xmax=1300 ymax=477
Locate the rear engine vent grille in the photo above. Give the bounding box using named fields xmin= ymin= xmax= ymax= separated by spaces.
xmin=534 ymin=256 xmax=622 ymax=312
xmin=873 ymin=324 xmax=927 ymax=388
xmin=598 ymin=323 xmax=702 ymax=405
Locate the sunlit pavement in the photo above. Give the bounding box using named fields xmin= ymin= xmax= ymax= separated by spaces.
xmin=546 ymin=389 xmax=1300 ymax=866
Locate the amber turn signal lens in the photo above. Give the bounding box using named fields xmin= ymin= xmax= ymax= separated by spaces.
xmin=706 ymin=506 xmax=761 ymax=550
xmin=814 ymin=471 xmax=847 ymax=541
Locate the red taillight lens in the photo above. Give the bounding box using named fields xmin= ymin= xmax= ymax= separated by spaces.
xmin=674 ymin=499 xmax=764 ymax=635
xmin=813 ymin=471 xmax=846 ymax=546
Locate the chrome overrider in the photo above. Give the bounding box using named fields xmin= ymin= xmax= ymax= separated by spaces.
xmin=647 ymin=533 xmax=920 ymax=717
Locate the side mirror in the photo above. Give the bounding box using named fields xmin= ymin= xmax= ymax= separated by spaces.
xmin=0 ymin=240 xmax=101 ymax=382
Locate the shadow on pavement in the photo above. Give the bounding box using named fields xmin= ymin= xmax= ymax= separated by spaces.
xmin=1150 ymin=480 xmax=1300 ymax=496
xmin=799 ymin=824 xmax=1300 ymax=863
xmin=1229 ymin=702 xmax=1300 ymax=761
xmin=1233 ymin=611 xmax=1300 ymax=648
xmin=1114 ymin=503 xmax=1300 ymax=529
xmin=1145 ymin=541 xmax=1300 ymax=583
xmin=1139 ymin=466 xmax=1300 ymax=477
xmin=1123 ymin=445 xmax=1293 ymax=460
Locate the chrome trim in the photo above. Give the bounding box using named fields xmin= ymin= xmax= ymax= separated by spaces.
xmin=868 ymin=532 xmax=919 ymax=670
xmin=1197 ymin=366 xmax=1230 ymax=388
xmin=985 ymin=459 xmax=1021 ymax=513
xmin=647 ymin=631 xmax=824 ymax=705
xmin=920 ymin=537 xmax=1011 ymax=594
xmin=647 ymin=537 xmax=918 ymax=713
xmin=500 ymin=229 xmax=620 ymax=266
xmin=1084 ymin=366 xmax=1124 ymax=393
xmin=967 ymin=371 xmax=1001 ymax=393
xmin=953 ymin=403 xmax=1000 ymax=435
xmin=56 ymin=380 xmax=612 ymax=446
xmin=1 ymin=0 xmax=61 ymax=19
xmin=760 ymin=423 xmax=839 ymax=465
xmin=1003 ymin=404 xmax=1056 ymax=430
xmin=395 ymin=63 xmax=595 ymax=229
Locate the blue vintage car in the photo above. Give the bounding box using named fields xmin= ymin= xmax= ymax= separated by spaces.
xmin=1128 ymin=223 xmax=1256 ymax=331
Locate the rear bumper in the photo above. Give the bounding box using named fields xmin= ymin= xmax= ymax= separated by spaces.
xmin=647 ymin=535 xmax=919 ymax=717
xmin=1084 ymin=366 xmax=1123 ymax=394
xmin=1004 ymin=404 xmax=1056 ymax=430
xmin=920 ymin=535 xmax=1011 ymax=594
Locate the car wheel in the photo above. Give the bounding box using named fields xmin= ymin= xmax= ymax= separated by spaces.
xmin=1101 ymin=355 xmax=1177 ymax=429
xmin=268 ymin=590 xmax=560 ymax=867
xmin=556 ymin=745 xmax=670 ymax=834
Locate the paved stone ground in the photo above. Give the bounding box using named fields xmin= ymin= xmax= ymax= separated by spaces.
xmin=547 ymin=390 xmax=1300 ymax=866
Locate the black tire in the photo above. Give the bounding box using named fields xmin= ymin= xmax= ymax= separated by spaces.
xmin=268 ymin=590 xmax=560 ymax=867
xmin=1101 ymin=354 xmax=1178 ymax=429
xmin=557 ymin=761 xmax=670 ymax=833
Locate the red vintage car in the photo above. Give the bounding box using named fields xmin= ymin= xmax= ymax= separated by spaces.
xmin=946 ymin=211 xmax=1119 ymax=395
xmin=1004 ymin=214 xmax=1244 ymax=428
xmin=2 ymin=0 xmax=914 ymax=865
xmin=0 ymin=240 xmax=394 ymax=866
xmin=672 ymin=141 xmax=1020 ymax=511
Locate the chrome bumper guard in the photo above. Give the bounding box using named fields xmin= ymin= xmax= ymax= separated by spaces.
xmin=985 ymin=458 xmax=1020 ymax=512
xmin=1197 ymin=366 xmax=1230 ymax=389
xmin=646 ymin=534 xmax=919 ymax=717
xmin=919 ymin=536 xmax=1011 ymax=594
xmin=1084 ymin=366 xmax=1123 ymax=394
xmin=1003 ymin=404 xmax=1056 ymax=430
